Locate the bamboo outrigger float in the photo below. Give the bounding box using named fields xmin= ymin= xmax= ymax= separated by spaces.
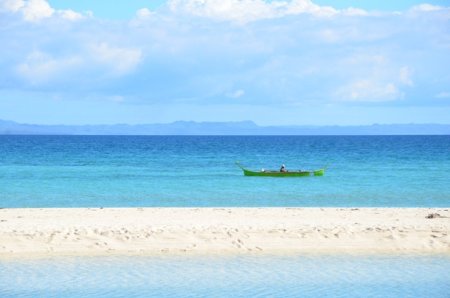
xmin=236 ymin=162 xmax=325 ymax=177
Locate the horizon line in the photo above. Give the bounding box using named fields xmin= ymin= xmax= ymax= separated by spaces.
xmin=2 ymin=119 xmax=450 ymax=127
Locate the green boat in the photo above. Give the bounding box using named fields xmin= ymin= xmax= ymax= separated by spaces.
xmin=236 ymin=162 xmax=325 ymax=177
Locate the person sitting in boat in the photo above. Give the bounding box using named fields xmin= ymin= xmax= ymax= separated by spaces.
xmin=280 ymin=164 xmax=287 ymax=172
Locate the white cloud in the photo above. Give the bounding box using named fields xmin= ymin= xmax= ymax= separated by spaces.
xmin=136 ymin=8 xmax=153 ymax=19
xmin=21 ymin=0 xmax=54 ymax=22
xmin=336 ymin=79 xmax=402 ymax=102
xmin=1 ymin=0 xmax=449 ymax=110
xmin=15 ymin=43 xmax=143 ymax=86
xmin=168 ymin=0 xmax=276 ymax=23
xmin=130 ymin=7 xmax=154 ymax=26
xmin=0 ymin=0 xmax=24 ymax=12
xmin=410 ymin=4 xmax=444 ymax=12
xmin=285 ymin=0 xmax=338 ymax=17
xmin=0 ymin=0 xmax=87 ymax=22
xmin=90 ymin=43 xmax=143 ymax=75
xmin=57 ymin=9 xmax=84 ymax=21
xmin=16 ymin=51 xmax=81 ymax=84
xmin=168 ymin=0 xmax=367 ymax=23
xmin=332 ymin=56 xmax=415 ymax=103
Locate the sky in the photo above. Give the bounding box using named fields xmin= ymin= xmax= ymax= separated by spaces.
xmin=0 ymin=0 xmax=449 ymax=125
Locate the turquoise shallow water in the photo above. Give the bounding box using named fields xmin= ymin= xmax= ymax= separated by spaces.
xmin=0 ymin=135 xmax=449 ymax=207
xmin=1 ymin=255 xmax=449 ymax=297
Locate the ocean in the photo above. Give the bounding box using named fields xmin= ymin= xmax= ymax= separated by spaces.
xmin=0 ymin=135 xmax=449 ymax=208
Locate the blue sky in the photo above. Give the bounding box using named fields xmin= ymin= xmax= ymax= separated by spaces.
xmin=48 ymin=0 xmax=166 ymax=19
xmin=0 ymin=0 xmax=449 ymax=125
xmin=46 ymin=0 xmax=450 ymax=18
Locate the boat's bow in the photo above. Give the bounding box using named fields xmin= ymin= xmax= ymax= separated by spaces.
xmin=235 ymin=161 xmax=253 ymax=176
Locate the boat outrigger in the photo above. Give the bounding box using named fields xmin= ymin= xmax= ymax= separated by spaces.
xmin=236 ymin=162 xmax=325 ymax=177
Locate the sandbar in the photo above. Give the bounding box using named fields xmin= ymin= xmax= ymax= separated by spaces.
xmin=0 ymin=208 xmax=449 ymax=258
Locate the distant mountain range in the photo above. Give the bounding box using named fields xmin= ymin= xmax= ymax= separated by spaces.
xmin=0 ymin=119 xmax=449 ymax=135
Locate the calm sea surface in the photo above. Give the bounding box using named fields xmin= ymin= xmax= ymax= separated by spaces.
xmin=0 ymin=135 xmax=449 ymax=207
xmin=1 ymin=255 xmax=449 ymax=297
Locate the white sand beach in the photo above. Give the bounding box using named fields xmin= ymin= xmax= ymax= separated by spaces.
xmin=0 ymin=208 xmax=449 ymax=257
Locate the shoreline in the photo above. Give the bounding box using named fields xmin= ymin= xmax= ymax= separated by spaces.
xmin=0 ymin=208 xmax=449 ymax=258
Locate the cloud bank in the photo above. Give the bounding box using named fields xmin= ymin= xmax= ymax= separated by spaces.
xmin=0 ymin=0 xmax=449 ymax=124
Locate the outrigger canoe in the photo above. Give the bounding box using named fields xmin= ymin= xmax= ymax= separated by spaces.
xmin=236 ymin=162 xmax=325 ymax=177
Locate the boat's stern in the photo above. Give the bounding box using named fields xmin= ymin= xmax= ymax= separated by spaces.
xmin=313 ymin=168 xmax=325 ymax=176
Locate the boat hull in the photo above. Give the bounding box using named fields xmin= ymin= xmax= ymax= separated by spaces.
xmin=237 ymin=163 xmax=325 ymax=177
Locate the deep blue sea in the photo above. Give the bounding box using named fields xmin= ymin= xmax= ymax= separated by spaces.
xmin=1 ymin=135 xmax=449 ymax=207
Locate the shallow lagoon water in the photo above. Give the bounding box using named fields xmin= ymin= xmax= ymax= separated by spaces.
xmin=1 ymin=255 xmax=449 ymax=297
